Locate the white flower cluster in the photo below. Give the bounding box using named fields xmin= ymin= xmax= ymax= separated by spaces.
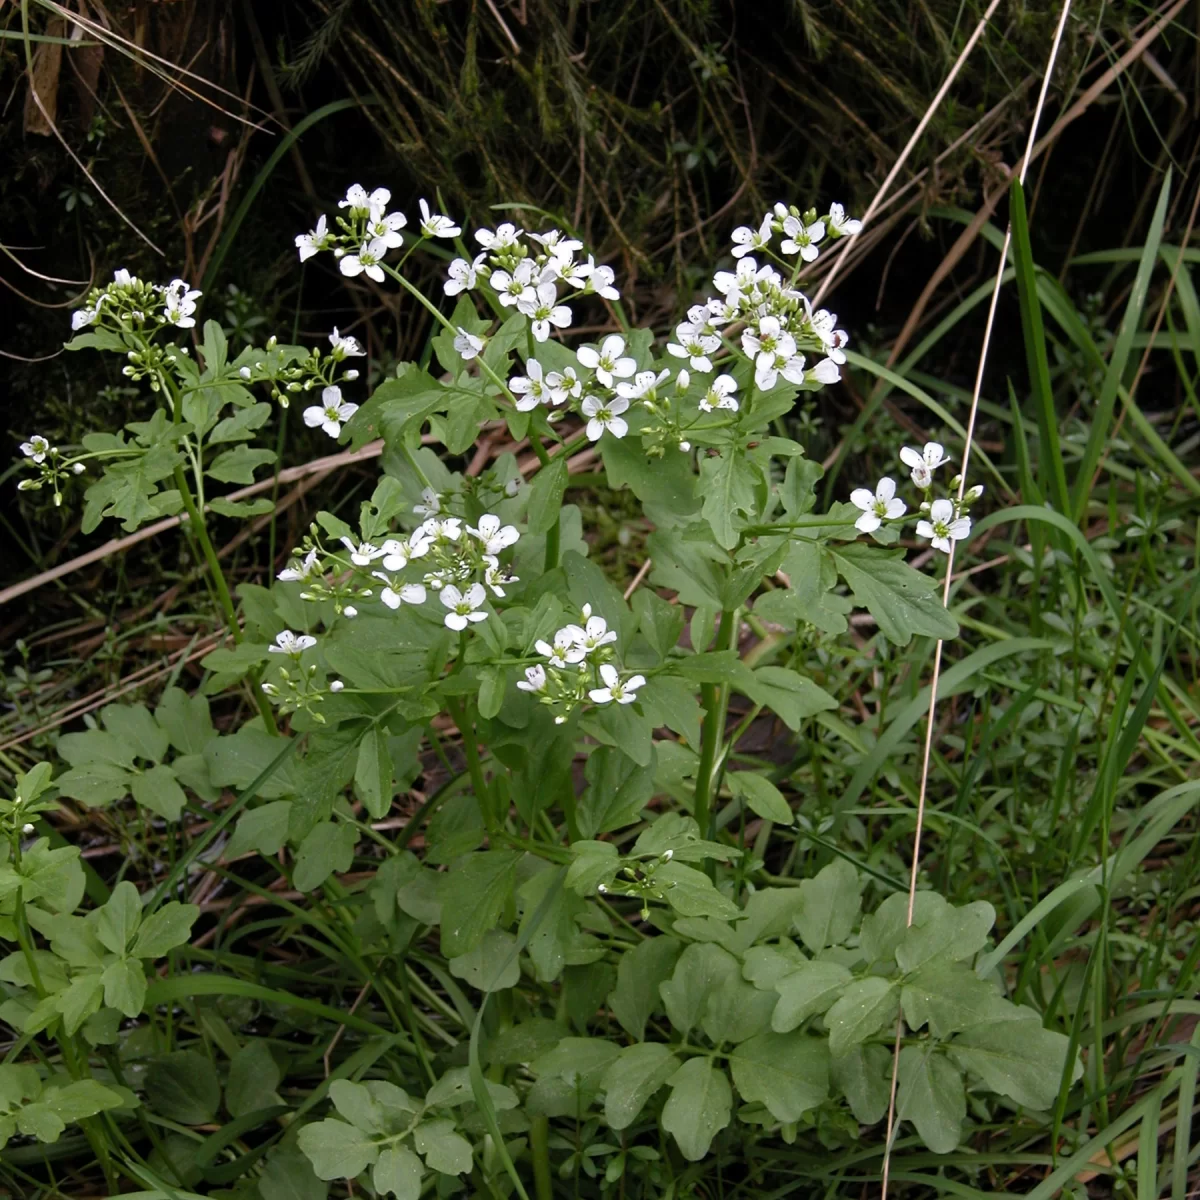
xmin=71 ymin=268 xmax=201 ymax=334
xmin=517 ymin=605 xmax=645 ymax=723
xmin=295 ymin=185 xmax=461 ymax=280
xmin=277 ymin=501 xmax=520 ymax=632
xmin=444 ymin=222 xmax=620 ymax=344
xmin=15 ymin=435 xmax=86 ymax=504
xmin=849 ymin=440 xmax=981 ymax=554
xmin=731 ymin=202 xmax=862 ymax=263
xmin=300 ymin=329 xmax=366 ymax=437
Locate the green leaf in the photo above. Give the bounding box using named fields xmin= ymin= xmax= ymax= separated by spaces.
xmin=354 ymin=728 xmax=394 ymax=820
xmin=700 ymin=449 xmax=758 ymax=549
xmin=675 ymin=650 xmax=755 ymax=690
xmin=439 ymin=851 xmax=520 ymax=958
xmin=638 ymin=676 xmax=703 ymax=749
xmin=293 ymin=821 xmax=358 ymax=892
xmin=578 ymin=746 xmax=655 ymax=838
xmin=101 ymin=956 xmax=146 ymax=1017
xmin=743 ymin=666 xmax=837 ymax=731
xmin=81 ymin=443 xmax=183 ymax=533
xmin=100 ymin=703 xmax=169 ymax=763
xmin=897 ymin=1046 xmax=964 ymax=1154
xmin=207 ymin=444 xmax=277 ymax=484
xmin=131 ymin=764 xmax=189 ymax=821
xmin=828 ymin=543 xmax=958 ymax=645
xmin=55 ymin=973 xmax=103 ymax=1035
xmin=901 ymin=961 xmax=1000 ymax=1037
xmin=609 ymin=936 xmax=682 ymax=1040
xmin=860 ymin=891 xmax=948 ymax=967
xmin=226 ymin=1040 xmax=282 ymax=1117
xmin=227 ymin=800 xmax=291 ymax=859
xmin=602 ymin=1042 xmax=678 ymax=1130
xmin=208 ymin=495 xmax=277 ymax=518
xmin=780 ymin=455 xmax=823 ymax=516
xmin=601 ymin=434 xmax=699 ymax=520
xmin=726 ymin=772 xmax=793 ymax=824
xmin=298 ymin=1118 xmax=379 ymax=1181
xmin=54 ymin=761 xmax=134 ymax=807
xmin=702 ymin=970 xmax=776 ymax=1045
xmin=373 ymin=1147 xmax=422 ymax=1199
xmin=154 ymin=688 xmax=215 ymax=755
xmin=132 ymin=901 xmax=199 ymax=958
xmin=526 ymin=454 xmax=569 ymax=535
xmin=656 ymin=860 xmax=742 ymax=920
xmin=41 ymin=1078 xmax=124 ymax=1123
xmin=518 ymin=867 xmax=578 ymax=983
xmin=57 ymin=728 xmax=137 ymax=771
xmin=144 ymin=1050 xmax=221 ymax=1124
xmin=449 ymin=929 xmax=521 ymax=992
xmin=832 ymin=1044 xmax=892 ymax=1124
xmin=660 ymin=942 xmax=741 ymax=1038
xmin=412 ymin=1118 xmax=474 ymax=1175
xmin=949 ymin=1020 xmax=1079 ymax=1109
xmin=208 ymin=401 xmax=272 ymax=444
xmin=13 ymin=840 xmax=85 ymax=913
xmin=96 ymin=880 xmax=142 ymax=954
xmin=258 ymin=1146 xmax=328 ymax=1200
xmin=730 ymin=1031 xmax=830 ymax=1121
xmin=772 ymin=961 xmax=853 ymax=1032
xmin=895 ymin=900 xmax=995 ymax=972
xmin=661 ymin=1057 xmax=732 ymax=1161
xmin=633 ymin=589 xmax=685 ymax=660
xmin=565 ymin=840 xmax=619 ymax=895
xmin=794 ymin=859 xmax=861 ymax=953
xmin=825 ymin=977 xmax=899 ymax=1057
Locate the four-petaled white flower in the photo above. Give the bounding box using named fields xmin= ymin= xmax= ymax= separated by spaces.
xmin=581 ymin=395 xmax=629 ymax=442
xmin=567 ymin=613 xmax=618 ymax=655
xmin=491 ymin=261 xmax=537 ymax=308
xmin=475 ymin=223 xmax=522 ymax=250
xmin=295 ymin=214 xmax=330 ymax=262
xmin=445 ymin=254 xmax=484 ymax=296
xmin=900 ymin=441 xmax=949 ymax=488
xmin=414 ymin=488 xmax=441 ymax=517
xmin=71 ymin=307 xmax=97 ymax=330
xmin=278 ymin=548 xmax=320 ymax=582
xmin=483 ymin=555 xmax=517 ymax=597
xmin=304 ymin=385 xmax=358 ymax=437
xmin=469 ymin=514 xmax=519 ymax=555
xmin=418 ymin=198 xmax=461 ymax=239
xmin=667 ymin=324 xmax=721 ymax=373
xmin=339 ymin=185 xmax=391 ymax=214
xmin=510 ymin=359 xmax=549 ymax=410
xmin=441 ymin=583 xmax=488 ymax=630
xmin=517 ymin=665 xmax=547 ymax=693
xmin=781 ymin=215 xmax=825 ymax=260
xmin=589 ymin=663 xmax=646 ymax=705
xmin=699 ymin=374 xmax=739 ymax=413
xmin=577 ymin=334 xmax=635 ymax=388
xmin=826 ymin=203 xmax=863 ymax=238
xmin=340 ymin=237 xmax=389 ymax=283
xmin=373 ymin=573 xmax=428 ymax=609
xmin=850 ymin=477 xmax=907 ymax=533
xmin=546 ymin=366 xmax=582 ymax=405
xmin=20 ymin=435 xmax=51 ymax=463
xmin=381 ymin=533 xmax=430 ymax=571
xmin=536 ymin=630 xmax=586 ymax=668
xmin=421 ymin=516 xmax=463 ymax=543
xmin=811 ymin=309 xmax=849 ymax=364
xmin=366 ymin=206 xmax=407 ymax=249
xmin=731 ymin=214 xmax=773 ymax=258
xmin=917 ymin=498 xmax=971 ymax=554
xmin=329 ymin=327 xmax=366 ymax=359
xmin=617 ymin=368 xmax=670 ymax=401
xmin=587 ymin=263 xmax=620 ymax=300
xmin=269 ymin=630 xmax=317 ymax=656
xmin=520 ymin=282 xmax=572 ymax=341
xmin=454 ymin=328 xmax=485 ymax=360
xmin=807 ymin=357 xmax=840 ymax=385
xmin=164 ymin=279 xmax=201 ymax=329
xmin=340 ymin=536 xmax=387 ymax=566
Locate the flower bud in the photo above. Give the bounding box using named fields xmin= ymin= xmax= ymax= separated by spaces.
xmin=330 ymin=680 xmax=345 ymax=692
xmin=344 ymin=369 xmax=360 ymax=381
xmin=22 ymin=823 xmax=35 ymax=835
xmin=964 ymin=484 xmax=984 ymax=504
xmin=239 ymin=366 xmax=252 ymax=379
xmin=343 ymin=606 xmax=358 ymax=618
xmin=267 ymin=336 xmax=278 ymax=350
xmin=73 ymin=463 xmax=86 ymax=474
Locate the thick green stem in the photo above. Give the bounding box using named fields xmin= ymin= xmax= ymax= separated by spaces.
xmin=529 ymin=1114 xmax=553 ymax=1200
xmin=693 ymin=608 xmax=739 ymax=840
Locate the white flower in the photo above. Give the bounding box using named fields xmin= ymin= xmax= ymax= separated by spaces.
xmin=807 ymin=357 xmax=840 ymax=386
xmin=269 ymin=630 xmax=317 ymax=656
xmin=667 ymin=327 xmax=721 ymax=373
xmin=567 ymin=613 xmax=617 ymax=655
xmin=414 ymin=488 xmax=441 ymax=517
xmin=587 ymin=263 xmax=620 ymax=300
xmin=373 ymin=573 xmax=428 ymax=609
xmin=469 ymin=514 xmax=519 ymax=554
xmin=742 ymin=316 xmax=796 ymax=374
xmin=588 ymin=663 xmax=645 ymax=705
xmin=519 ymin=282 xmax=572 ymax=341
xmin=445 ymin=254 xmax=484 ymax=296
xmin=713 ymin=256 xmax=761 ymax=299
xmin=329 ymin=327 xmax=366 ymax=359
xmin=340 ymin=237 xmax=389 ymax=283
xmin=420 ymin=516 xmax=463 ymax=543
xmin=441 ymin=583 xmax=488 ymax=630
xmin=304 ymin=385 xmax=358 ymax=437
xmin=850 ymin=477 xmax=906 ymax=533
xmin=517 ymin=664 xmax=547 ymax=693
xmin=339 ymin=184 xmax=391 ymax=213
xmin=380 ymin=533 xmax=430 ymax=571
xmin=329 ymin=680 xmax=345 ymax=692
xmin=780 ymin=215 xmax=825 ymax=260
xmin=900 ymin=442 xmax=949 ymax=487
xmin=811 ymin=309 xmax=849 ymax=364
xmin=483 ymin=555 xmax=517 ymax=597
xmin=475 ymin=223 xmax=522 ymax=250
xmin=780 ymin=355 xmax=808 ymax=385
xmin=531 ymin=228 xmax=583 ymax=255
xmin=731 ymin=213 xmax=773 ymax=258
xmin=546 ymin=366 xmax=582 ymax=405
xmin=581 ymin=395 xmax=630 ymax=441
xmin=917 ymin=498 xmax=971 ymax=554
xmin=20 ymin=435 xmax=51 ymax=463
xmin=295 ymin=213 xmax=330 ymax=262
xmin=699 ymin=374 xmax=738 ymax=413
xmin=366 ymin=206 xmax=407 ymax=248
xmin=827 ymin=203 xmax=863 ymax=238
xmin=577 ymin=334 xmax=635 ymax=387
xmin=164 ymin=279 xmax=201 ymax=329
xmin=418 ymin=197 xmax=460 ymax=239
xmin=71 ymin=307 xmax=96 ymax=330
xmin=491 ymin=261 xmax=537 ymax=308
xmin=454 ymin=328 xmax=485 ymax=361
xmin=536 ymin=630 xmax=586 ymax=668
xmin=340 ymin=536 xmax=387 ymax=566
xmin=617 ymin=368 xmax=670 ymax=401
xmin=112 ymin=268 xmax=134 ymax=288
xmin=278 ymin=548 xmax=320 ymax=582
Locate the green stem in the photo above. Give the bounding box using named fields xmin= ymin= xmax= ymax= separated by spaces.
xmin=449 ymin=697 xmax=496 ymax=834
xmin=693 ymin=608 xmax=739 ymax=840
xmin=529 ymin=1114 xmax=553 ymax=1200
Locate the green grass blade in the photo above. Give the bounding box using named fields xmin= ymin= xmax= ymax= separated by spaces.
xmin=1071 ymin=170 xmax=1172 ymax=520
